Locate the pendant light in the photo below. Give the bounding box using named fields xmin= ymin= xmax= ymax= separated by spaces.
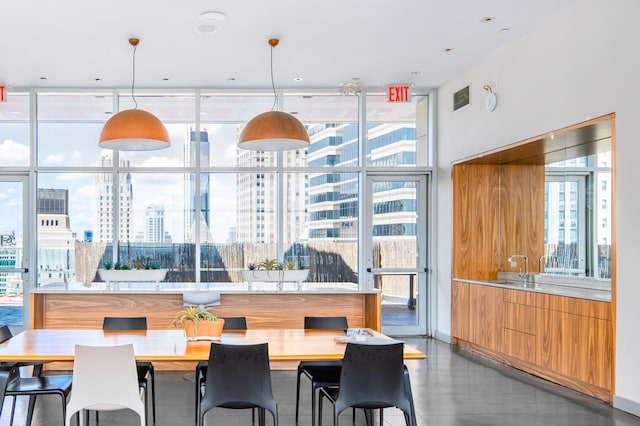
xmin=99 ymin=38 xmax=170 ymax=151
xmin=238 ymin=38 xmax=310 ymax=151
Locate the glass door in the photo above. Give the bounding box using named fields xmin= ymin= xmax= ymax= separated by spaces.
xmin=0 ymin=175 xmax=29 ymax=330
xmin=365 ymin=175 xmax=428 ymax=335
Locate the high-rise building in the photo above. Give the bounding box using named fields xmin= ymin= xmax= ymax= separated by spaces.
xmin=37 ymin=188 xmax=77 ymax=286
xmin=306 ymin=122 xmax=417 ymax=241
xmin=96 ymin=155 xmax=132 ymax=243
xmin=236 ymin=149 xmax=306 ymax=245
xmin=184 ymin=130 xmax=212 ymax=242
xmin=234 ymin=122 xmax=418 ymax=245
xmin=144 ymin=204 xmax=172 ymax=243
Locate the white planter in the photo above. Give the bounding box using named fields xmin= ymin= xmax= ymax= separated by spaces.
xmin=241 ymin=269 xmax=309 ymax=290
xmin=98 ymin=269 xmax=168 ymax=288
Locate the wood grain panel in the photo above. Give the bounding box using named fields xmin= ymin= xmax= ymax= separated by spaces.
xmin=534 ymin=293 xmax=611 ymax=320
xmin=499 ymin=165 xmax=545 ymax=273
xmin=457 ymin=340 xmax=611 ymax=402
xmin=452 ymin=164 xmax=500 ymax=280
xmin=535 ymin=307 xmax=612 ymax=390
xmin=214 ymin=293 xmax=366 ymax=329
xmin=469 ymin=285 xmax=503 ymax=352
xmin=503 ymin=329 xmax=536 ymax=363
xmin=504 ymin=302 xmax=535 ymax=334
xmin=451 ymin=281 xmax=470 ymax=342
xmin=503 ymin=288 xmax=536 ymax=306
xmin=33 ymin=292 xmax=377 ymax=331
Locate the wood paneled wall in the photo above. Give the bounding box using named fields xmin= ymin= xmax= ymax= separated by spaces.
xmin=452 ymin=163 xmax=545 ymax=279
xmin=31 ymin=292 xmax=381 ymax=331
xmin=452 ymin=164 xmax=500 ymax=280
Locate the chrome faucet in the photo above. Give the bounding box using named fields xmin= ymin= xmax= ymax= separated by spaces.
xmin=539 ymin=255 xmax=558 ymax=273
xmin=508 ymin=255 xmax=530 ymax=281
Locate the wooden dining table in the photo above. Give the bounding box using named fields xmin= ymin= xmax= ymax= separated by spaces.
xmin=0 ymin=328 xmax=425 ymax=367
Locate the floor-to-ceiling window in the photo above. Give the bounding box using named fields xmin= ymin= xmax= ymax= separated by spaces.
xmin=0 ymin=87 xmax=434 ymax=333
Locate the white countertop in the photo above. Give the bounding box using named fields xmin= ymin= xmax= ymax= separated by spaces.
xmin=454 ymin=275 xmax=611 ymax=302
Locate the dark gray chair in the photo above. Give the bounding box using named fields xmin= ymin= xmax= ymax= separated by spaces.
xmin=318 ymin=342 xmax=416 ymax=426
xmin=295 ymin=316 xmax=349 ymax=426
xmin=0 ymin=325 xmax=74 ymax=426
xmin=198 ymin=342 xmax=277 ymax=426
xmin=102 ymin=316 xmax=155 ymax=425
xmin=195 ymin=317 xmax=249 ymax=425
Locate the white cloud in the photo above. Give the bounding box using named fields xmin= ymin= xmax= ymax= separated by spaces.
xmin=137 ymin=156 xmax=183 ymax=168
xmin=0 ymin=139 xmax=29 ymax=165
xmin=42 ymin=153 xmax=65 ymax=165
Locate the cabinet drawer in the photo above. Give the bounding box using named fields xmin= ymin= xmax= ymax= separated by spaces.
xmin=503 ymin=329 xmax=536 ymax=364
xmin=504 ymin=302 xmax=535 ymax=334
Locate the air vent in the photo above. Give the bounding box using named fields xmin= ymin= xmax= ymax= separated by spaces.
xmin=453 ymin=85 xmax=470 ymax=111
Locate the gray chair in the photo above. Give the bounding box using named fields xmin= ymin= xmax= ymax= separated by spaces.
xmin=195 ymin=317 xmax=250 ymax=425
xmin=318 ymin=342 xmax=416 ymax=426
xmin=295 ymin=316 xmax=349 ymax=426
xmin=0 ymin=325 xmax=74 ymax=426
xmin=198 ymin=342 xmax=277 ymax=426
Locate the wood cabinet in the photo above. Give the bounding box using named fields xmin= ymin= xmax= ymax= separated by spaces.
xmin=451 ymin=281 xmax=470 ymax=342
xmin=469 ymin=284 xmax=503 ymax=352
xmin=451 ymin=282 xmax=612 ymax=400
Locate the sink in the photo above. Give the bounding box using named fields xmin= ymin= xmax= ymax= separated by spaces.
xmin=487 ymin=279 xmax=524 ymax=286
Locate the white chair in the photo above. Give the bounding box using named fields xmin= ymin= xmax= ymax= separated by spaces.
xmin=65 ymin=344 xmax=145 ymax=426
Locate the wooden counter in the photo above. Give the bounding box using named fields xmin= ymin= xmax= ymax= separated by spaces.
xmin=30 ymin=290 xmax=381 ymax=332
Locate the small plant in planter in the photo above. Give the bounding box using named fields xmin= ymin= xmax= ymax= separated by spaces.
xmin=172 ymin=306 xmax=225 ymax=340
xmin=256 ymin=258 xmax=283 ymax=271
xmin=255 ymin=258 xmax=284 ymax=280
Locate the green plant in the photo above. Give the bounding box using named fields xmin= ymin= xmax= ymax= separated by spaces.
xmin=256 ymin=258 xmax=283 ymax=271
xmin=285 ymin=260 xmax=296 ymax=270
xmin=171 ymin=306 xmax=219 ymax=335
xmin=103 ymin=262 xmax=113 ymax=270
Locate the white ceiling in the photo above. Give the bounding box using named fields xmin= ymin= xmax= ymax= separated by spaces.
xmin=1 ymin=0 xmax=576 ymax=91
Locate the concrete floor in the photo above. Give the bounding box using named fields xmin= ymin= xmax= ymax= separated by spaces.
xmin=2 ymin=337 xmax=640 ymax=425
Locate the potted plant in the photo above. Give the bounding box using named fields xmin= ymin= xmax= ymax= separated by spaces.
xmin=240 ymin=257 xmax=309 ymax=290
xmin=172 ymin=306 xmax=225 ymax=340
xmin=98 ymin=260 xmax=168 ymax=288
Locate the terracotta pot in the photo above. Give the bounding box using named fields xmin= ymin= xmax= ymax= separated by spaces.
xmin=184 ymin=319 xmax=225 ymax=340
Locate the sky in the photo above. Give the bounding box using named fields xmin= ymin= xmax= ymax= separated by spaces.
xmin=0 ymin=122 xmax=241 ymax=244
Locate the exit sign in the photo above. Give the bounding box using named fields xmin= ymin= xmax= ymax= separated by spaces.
xmin=386 ymin=85 xmax=411 ymax=103
xmin=0 ymin=85 xmax=6 ymax=102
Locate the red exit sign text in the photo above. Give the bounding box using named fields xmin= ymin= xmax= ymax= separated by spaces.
xmin=0 ymin=85 xmax=6 ymax=102
xmin=386 ymin=85 xmax=411 ymax=103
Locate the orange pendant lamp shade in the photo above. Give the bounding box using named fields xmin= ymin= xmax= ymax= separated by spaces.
xmin=99 ymin=109 xmax=170 ymax=151
xmin=238 ymin=110 xmax=310 ymax=151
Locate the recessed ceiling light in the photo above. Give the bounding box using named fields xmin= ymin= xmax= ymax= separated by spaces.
xmin=499 ymin=27 xmax=510 ymax=33
xmin=40 ymin=77 xmax=47 ymax=80
xmin=199 ymin=11 xmax=226 ymax=22
xmin=162 ymin=78 xmax=169 ymax=82
xmin=293 ymin=77 xmax=303 ymax=82
xmin=443 ymin=48 xmax=454 ymax=53
xmin=94 ymin=78 xmax=102 ymax=82
xmin=289 ymin=111 xmax=299 ymax=115
xmin=228 ymin=77 xmax=236 ymax=82
xmin=481 ymin=16 xmax=496 ymax=23
xmin=195 ymin=24 xmax=217 ymax=34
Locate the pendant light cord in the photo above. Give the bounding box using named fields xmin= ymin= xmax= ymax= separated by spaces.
xmin=270 ymin=44 xmax=277 ymax=111
xmin=131 ymin=42 xmax=139 ymax=110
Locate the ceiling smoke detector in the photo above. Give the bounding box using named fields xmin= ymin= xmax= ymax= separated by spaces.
xmin=339 ymin=82 xmax=362 ymax=96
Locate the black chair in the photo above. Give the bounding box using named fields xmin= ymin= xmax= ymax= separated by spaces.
xmin=295 ymin=316 xmax=349 ymax=426
xmin=198 ymin=342 xmax=278 ymax=426
xmin=102 ymin=316 xmax=155 ymax=425
xmin=318 ymin=342 xmax=416 ymax=426
xmin=0 ymin=326 xmax=74 ymax=426
xmin=195 ymin=317 xmax=249 ymax=425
